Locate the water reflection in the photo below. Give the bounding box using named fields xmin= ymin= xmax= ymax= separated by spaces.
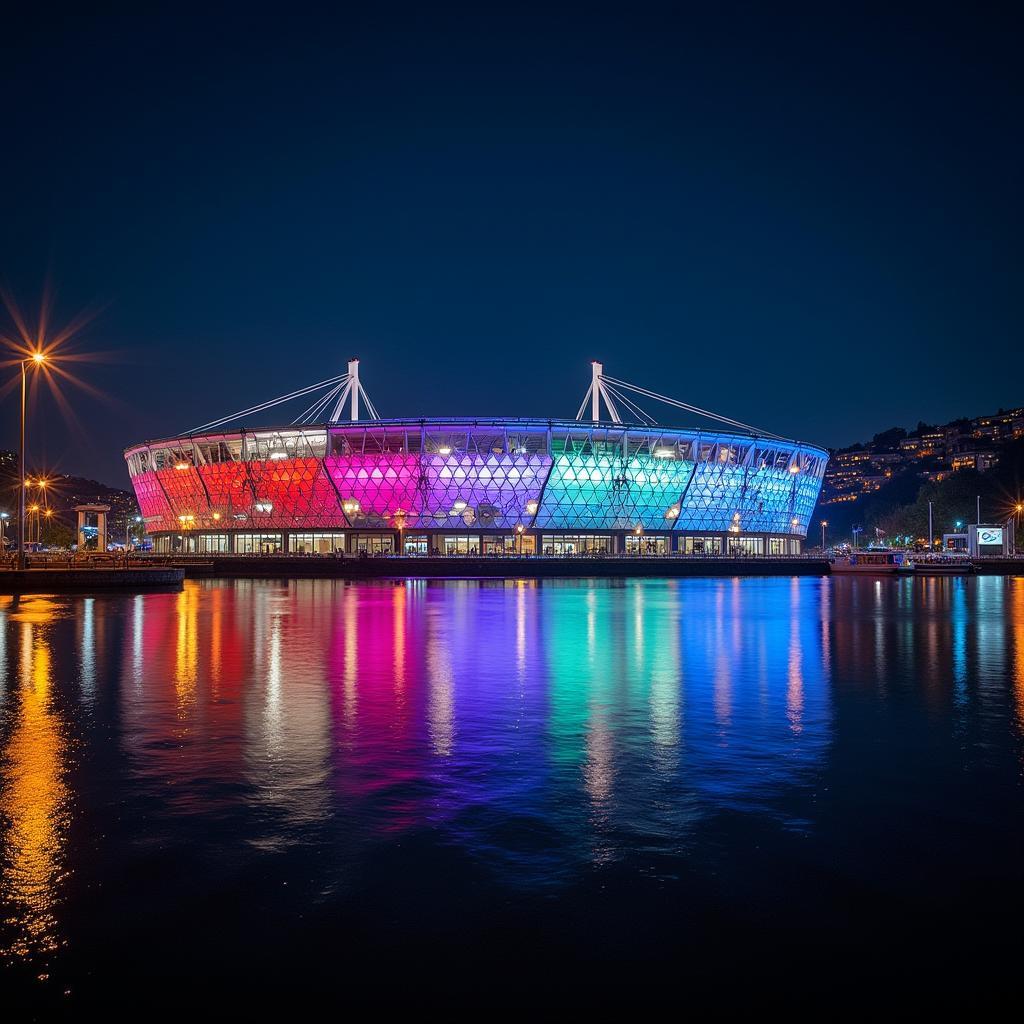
xmin=2 ymin=575 xmax=1024 ymax=987
xmin=0 ymin=599 xmax=70 ymax=965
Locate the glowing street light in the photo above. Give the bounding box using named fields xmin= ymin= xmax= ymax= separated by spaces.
xmin=821 ymin=520 xmax=828 ymax=550
xmin=18 ymin=351 xmax=48 ymax=569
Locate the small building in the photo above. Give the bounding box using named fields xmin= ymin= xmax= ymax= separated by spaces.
xmin=968 ymin=524 xmax=1012 ymax=557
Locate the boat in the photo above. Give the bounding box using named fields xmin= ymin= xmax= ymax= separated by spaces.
xmin=829 ymin=549 xmax=906 ymax=575
xmin=903 ymin=554 xmax=975 ymax=576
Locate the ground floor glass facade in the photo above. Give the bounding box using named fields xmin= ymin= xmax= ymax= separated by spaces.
xmin=291 ymin=532 xmax=346 ymax=554
xmin=149 ymin=529 xmax=804 ymax=556
xmin=624 ymin=535 xmax=671 ymax=555
xmin=540 ymin=534 xmax=613 ymax=555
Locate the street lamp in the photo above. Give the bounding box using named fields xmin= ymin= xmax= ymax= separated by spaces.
xmin=17 ymin=352 xmax=47 ymax=570
xmin=821 ymin=520 xmax=828 ymax=551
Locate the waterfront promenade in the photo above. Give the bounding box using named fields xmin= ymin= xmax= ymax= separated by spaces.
xmin=126 ymin=552 xmax=1024 ymax=579
xmin=135 ymin=553 xmax=830 ymax=579
xmin=3 ymin=553 xmax=1022 ymax=589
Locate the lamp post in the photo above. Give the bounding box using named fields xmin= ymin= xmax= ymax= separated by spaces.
xmin=821 ymin=520 xmax=828 ymax=551
xmin=394 ymin=511 xmax=407 ymax=557
xmin=18 ymin=353 xmax=47 ymax=570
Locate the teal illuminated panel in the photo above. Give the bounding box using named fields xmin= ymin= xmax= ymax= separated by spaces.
xmin=535 ymin=449 xmax=694 ymax=530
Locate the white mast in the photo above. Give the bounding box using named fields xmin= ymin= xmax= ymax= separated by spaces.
xmin=575 ymin=361 xmax=621 ymax=423
xmin=349 ymin=358 xmax=360 ymax=421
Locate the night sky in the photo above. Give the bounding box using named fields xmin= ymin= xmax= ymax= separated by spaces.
xmin=3 ymin=8 xmax=1022 ymax=486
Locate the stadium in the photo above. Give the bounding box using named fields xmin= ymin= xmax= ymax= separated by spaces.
xmin=125 ymin=362 xmax=828 ymax=556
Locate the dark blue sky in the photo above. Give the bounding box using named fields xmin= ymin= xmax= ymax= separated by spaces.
xmin=2 ymin=7 xmax=1022 ymax=485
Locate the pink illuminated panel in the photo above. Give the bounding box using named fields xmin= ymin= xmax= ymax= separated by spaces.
xmin=324 ymin=453 xmax=423 ymax=526
xmin=132 ymin=471 xmax=175 ymax=531
xmin=155 ymin=466 xmax=208 ymax=526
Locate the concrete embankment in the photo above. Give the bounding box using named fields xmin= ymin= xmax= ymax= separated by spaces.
xmin=163 ymin=555 xmax=829 ymax=580
xmin=0 ymin=567 xmax=185 ymax=594
xmin=973 ymin=558 xmax=1024 ymax=575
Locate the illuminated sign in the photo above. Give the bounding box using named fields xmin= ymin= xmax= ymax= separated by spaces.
xmin=977 ymin=527 xmax=1003 ymax=546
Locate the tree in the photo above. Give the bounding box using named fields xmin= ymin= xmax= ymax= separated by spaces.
xmin=871 ymin=426 xmax=907 ymax=448
xmin=41 ymin=516 xmax=75 ymax=549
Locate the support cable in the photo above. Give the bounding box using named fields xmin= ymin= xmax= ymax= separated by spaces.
xmin=293 ymin=379 xmax=347 ymax=424
xmin=189 ymin=374 xmax=348 ymax=433
xmin=596 ymin=380 xmax=621 ymax=423
xmin=575 ymin=383 xmax=595 ymax=422
xmin=601 ymin=382 xmax=658 ymax=426
xmin=328 ymin=381 xmax=354 ymax=422
xmin=358 ymin=382 xmax=380 ymax=420
xmin=601 ymin=375 xmax=782 ymax=439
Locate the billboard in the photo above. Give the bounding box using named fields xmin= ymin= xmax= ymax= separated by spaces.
xmin=977 ymin=527 xmax=1004 ymax=547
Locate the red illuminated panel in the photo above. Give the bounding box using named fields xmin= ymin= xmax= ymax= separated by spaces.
xmin=155 ymin=466 xmax=209 ymax=524
xmin=245 ymin=458 xmax=344 ymax=529
xmin=198 ymin=462 xmax=255 ymax=523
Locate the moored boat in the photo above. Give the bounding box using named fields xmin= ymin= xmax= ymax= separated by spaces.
xmin=904 ymin=555 xmax=975 ymax=576
xmin=830 ymin=549 xmax=906 ymax=574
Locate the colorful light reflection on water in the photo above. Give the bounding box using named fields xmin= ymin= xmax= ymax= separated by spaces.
xmin=1 ymin=576 xmax=1023 ymax=1004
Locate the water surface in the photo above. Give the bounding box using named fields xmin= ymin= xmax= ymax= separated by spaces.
xmin=2 ymin=576 xmax=1023 ymax=1005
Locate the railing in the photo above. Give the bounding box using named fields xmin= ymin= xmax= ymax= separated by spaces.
xmin=126 ymin=550 xmax=825 ymax=561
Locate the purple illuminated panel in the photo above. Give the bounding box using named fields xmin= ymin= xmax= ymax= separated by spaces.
xmin=421 ymin=454 xmax=552 ymax=529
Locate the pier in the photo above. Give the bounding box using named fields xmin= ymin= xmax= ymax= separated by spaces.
xmin=0 ymin=565 xmax=185 ymax=593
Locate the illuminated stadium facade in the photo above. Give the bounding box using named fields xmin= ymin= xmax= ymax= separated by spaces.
xmin=124 ymin=362 xmax=828 ymax=556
